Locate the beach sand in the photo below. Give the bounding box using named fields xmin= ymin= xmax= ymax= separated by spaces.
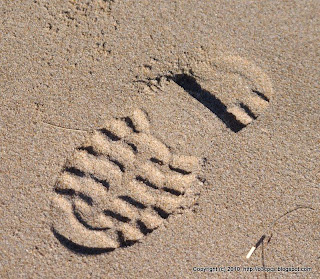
xmin=0 ymin=1 xmax=319 ymax=278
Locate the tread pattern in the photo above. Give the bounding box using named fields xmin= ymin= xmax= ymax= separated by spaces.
xmin=52 ymin=109 xmax=203 ymax=252
xmin=206 ymin=55 xmax=273 ymax=130
xmin=160 ymin=55 xmax=273 ymax=132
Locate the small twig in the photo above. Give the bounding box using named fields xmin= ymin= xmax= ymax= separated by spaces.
xmin=269 ymin=205 xmax=314 ymax=230
xmin=246 ymin=205 xmax=315 ymax=259
xmin=246 ymin=235 xmax=265 ymax=259
xmin=41 ymin=121 xmax=89 ymax=132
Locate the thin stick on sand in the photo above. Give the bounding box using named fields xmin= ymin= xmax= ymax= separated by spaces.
xmin=246 ymin=205 xmax=314 ymax=259
xmin=246 ymin=235 xmax=265 ymax=259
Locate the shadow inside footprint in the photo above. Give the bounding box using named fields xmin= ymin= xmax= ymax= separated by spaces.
xmin=168 ymin=74 xmax=246 ymax=132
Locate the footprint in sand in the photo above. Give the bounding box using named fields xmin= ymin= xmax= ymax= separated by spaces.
xmin=52 ymin=109 xmax=204 ymax=253
xmin=51 ymin=55 xmax=273 ymax=253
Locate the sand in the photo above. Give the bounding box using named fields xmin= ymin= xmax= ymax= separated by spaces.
xmin=0 ymin=1 xmax=319 ymax=278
